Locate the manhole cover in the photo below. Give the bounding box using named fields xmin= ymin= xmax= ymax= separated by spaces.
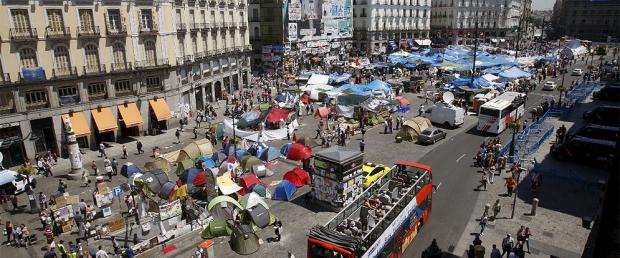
xmin=542 ymin=231 xmax=554 ymax=238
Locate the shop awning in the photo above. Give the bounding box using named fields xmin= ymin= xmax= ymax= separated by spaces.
xmin=149 ymin=98 xmax=172 ymax=121
xmin=62 ymin=112 xmax=91 ymax=137
xmin=117 ymin=103 xmax=143 ymax=128
xmin=91 ymin=107 xmax=118 ymax=133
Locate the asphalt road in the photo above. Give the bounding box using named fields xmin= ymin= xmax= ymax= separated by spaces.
xmin=402 ymin=54 xmax=607 ymax=257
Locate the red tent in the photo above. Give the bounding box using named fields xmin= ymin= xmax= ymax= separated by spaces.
xmin=300 ymin=95 xmax=310 ymax=104
xmin=282 ymin=168 xmax=311 ymax=188
xmin=238 ymin=174 xmax=262 ymax=195
xmin=315 ymin=107 xmax=330 ymax=119
xmin=192 ymin=170 xmax=207 ymax=186
xmin=286 ymin=143 xmax=312 ymax=161
xmin=266 ymin=108 xmax=291 ymax=123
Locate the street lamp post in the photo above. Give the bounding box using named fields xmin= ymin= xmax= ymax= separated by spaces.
xmin=508 ymin=122 xmax=521 ymax=159
xmin=470 ymin=0 xmax=480 ymax=84
xmin=557 ymin=68 xmax=567 ymax=108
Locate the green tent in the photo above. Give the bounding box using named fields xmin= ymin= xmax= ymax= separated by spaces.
xmin=175 ymin=159 xmax=195 ymax=175
xmin=251 ymin=184 xmax=267 ymax=197
xmin=230 ymin=225 xmax=260 ymax=255
xmin=241 ymin=156 xmax=263 ymax=172
xmin=201 ymin=219 xmax=233 ymax=239
xmin=208 ymin=196 xmax=244 ymax=220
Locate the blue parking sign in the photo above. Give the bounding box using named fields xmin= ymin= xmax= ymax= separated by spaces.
xmin=113 ymin=186 xmax=124 ymax=197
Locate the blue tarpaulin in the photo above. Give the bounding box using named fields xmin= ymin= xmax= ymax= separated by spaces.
xmin=329 ymin=73 xmax=352 ymax=84
xmin=449 ymin=77 xmax=496 ymax=89
xmin=498 ymin=66 xmax=532 ymax=79
xmin=272 ymin=180 xmax=297 ymax=201
xmin=202 ymin=159 xmax=216 ymax=169
xmin=121 ymin=163 xmax=142 ymax=178
xmin=0 ymin=171 xmax=17 ymax=185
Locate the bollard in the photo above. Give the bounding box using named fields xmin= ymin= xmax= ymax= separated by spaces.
xmin=531 ymin=198 xmax=539 ymax=216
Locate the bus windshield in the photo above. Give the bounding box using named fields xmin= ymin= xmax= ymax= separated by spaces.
xmin=309 ymin=244 xmax=348 ymax=258
xmin=480 ymin=107 xmax=500 ymax=117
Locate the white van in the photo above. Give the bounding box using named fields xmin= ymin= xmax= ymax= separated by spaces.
xmin=422 ymin=102 xmax=465 ymax=128
xmin=0 ymin=170 xmax=33 ymax=194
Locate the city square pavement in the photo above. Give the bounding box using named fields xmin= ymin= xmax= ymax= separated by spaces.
xmin=1 ymin=53 xmax=615 ymax=258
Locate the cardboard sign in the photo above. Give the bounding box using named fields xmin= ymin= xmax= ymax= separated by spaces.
xmin=97 ymin=182 xmax=108 ymax=194
xmin=107 ymin=217 xmax=126 ymax=232
xmin=56 ymin=196 xmax=67 ymax=207
xmin=66 ymin=195 xmax=80 ymax=205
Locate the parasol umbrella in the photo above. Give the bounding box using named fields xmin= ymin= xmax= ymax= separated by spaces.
xmin=121 ymin=162 xmax=142 ymax=178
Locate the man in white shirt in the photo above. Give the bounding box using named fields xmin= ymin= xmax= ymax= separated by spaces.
xmin=95 ymin=245 xmax=109 ymax=258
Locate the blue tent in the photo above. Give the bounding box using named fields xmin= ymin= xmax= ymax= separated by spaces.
xmin=280 ymin=143 xmax=292 ymax=155
xmin=211 ymin=152 xmax=227 ymax=163
xmin=274 ymin=95 xmax=286 ymax=102
xmin=272 ymin=180 xmax=297 ymax=201
xmin=499 ymin=66 xmax=532 ymax=79
xmin=404 ymin=63 xmax=417 ymax=69
xmin=235 ymin=149 xmax=249 ymax=160
xmin=241 ymin=111 xmax=260 ymax=122
xmin=449 ymin=77 xmax=495 ymax=89
xmin=202 ymin=159 xmax=216 ymax=169
xmin=179 ymin=168 xmax=202 ymax=185
xmin=121 ymin=163 xmax=142 ymax=178
xmin=257 ymin=147 xmax=281 ymax=162
xmin=397 ymin=106 xmax=411 ymax=113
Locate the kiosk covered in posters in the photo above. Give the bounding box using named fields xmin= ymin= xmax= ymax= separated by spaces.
xmin=311 ymin=146 xmax=364 ymax=209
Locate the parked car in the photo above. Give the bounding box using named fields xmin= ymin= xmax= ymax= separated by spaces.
xmin=571 ymin=68 xmax=583 ymax=76
xmin=576 ymin=124 xmax=619 ymax=142
xmin=542 ymin=81 xmax=557 ymax=91
xmin=583 ymin=105 xmax=620 ymax=126
xmin=0 ymin=170 xmax=34 ymax=195
xmin=418 ymin=127 xmax=447 ymax=144
xmin=551 ymin=136 xmax=616 ymax=168
xmin=592 ymin=85 xmax=620 ymax=102
xmin=421 ymin=103 xmax=465 ymax=128
xmin=362 ymin=163 xmax=391 ymax=189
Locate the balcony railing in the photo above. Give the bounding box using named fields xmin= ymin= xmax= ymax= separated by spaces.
xmin=139 ymin=22 xmax=159 ymax=35
xmin=177 ymin=23 xmax=187 ymax=32
xmin=228 ymin=0 xmax=236 ymax=7
xmin=0 ymin=73 xmax=11 ymax=85
xmin=77 ymin=26 xmax=101 ymax=38
xmin=110 ymin=62 xmax=133 ymax=72
xmin=238 ymin=1 xmax=246 ymax=7
xmin=106 ymin=24 xmax=127 ymax=37
xmin=189 ymin=23 xmax=200 ymax=31
xmin=52 ymin=66 xmax=78 ymax=79
xmin=201 ymin=23 xmax=211 ymax=31
xmin=135 ymin=58 xmax=169 ymax=69
xmin=195 ymin=52 xmax=206 ymax=60
xmin=83 ymin=64 xmax=106 ymax=75
xmin=46 ymin=27 xmax=70 ymax=39
xmin=10 ymin=27 xmax=38 ymax=41
xmin=206 ymin=50 xmax=215 ymax=56
xmin=239 ymin=22 xmax=248 ymax=29
xmin=209 ymin=0 xmax=217 ymax=5
xmin=219 ymin=0 xmax=226 ymax=6
xmin=26 ymin=101 xmax=49 ymax=111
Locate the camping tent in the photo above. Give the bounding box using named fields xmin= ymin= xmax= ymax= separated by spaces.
xmin=397 ymin=117 xmax=432 ymax=141
xmin=239 ymin=174 xmax=262 ymax=196
xmin=286 ymin=143 xmax=312 ymax=161
xmin=159 ymin=182 xmax=177 ymax=200
xmin=280 ymin=143 xmax=292 ymax=155
xmin=140 ymin=169 xmax=169 ymax=195
xmin=272 ymin=180 xmax=297 ymax=201
xmin=207 ymin=195 xmax=243 ymax=220
xmin=250 ymin=184 xmax=268 ymax=197
xmin=201 ymin=219 xmax=233 ymax=239
xmin=266 ymin=108 xmax=291 ymax=124
xmin=230 ymin=225 xmax=260 ymax=255
xmin=282 ymin=168 xmax=311 ymax=188
xmin=175 ymin=159 xmax=195 ymax=175
xmin=244 ymin=204 xmax=271 ymax=228
xmin=179 ymin=168 xmax=201 ymax=185
xmin=256 ymin=147 xmax=281 ymax=162
xmin=121 ymin=163 xmax=142 ymax=178
xmin=144 ymin=158 xmax=172 ymax=174
xmin=216 ymin=173 xmax=243 ymax=195
xmin=240 ymin=192 xmax=269 ymax=209
xmin=176 ymin=139 xmax=214 ymax=162
xmin=395 ymin=96 xmax=411 ymax=106
xmin=240 ymin=156 xmax=263 ymax=172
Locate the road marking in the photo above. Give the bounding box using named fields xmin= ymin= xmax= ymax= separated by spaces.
xmin=456 ymin=154 xmax=466 ymax=163
xmin=433 ymin=182 xmax=442 ymax=192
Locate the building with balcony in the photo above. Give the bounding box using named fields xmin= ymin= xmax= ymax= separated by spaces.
xmin=352 ymin=0 xmax=431 ymax=53
xmin=552 ymin=0 xmax=620 ymax=42
xmin=430 ymin=0 xmax=531 ymax=45
xmin=0 ymin=0 xmax=251 ymax=168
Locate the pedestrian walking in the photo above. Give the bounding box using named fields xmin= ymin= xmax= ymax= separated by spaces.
xmin=136 ymin=140 xmax=144 ymax=154
xmin=479 ymin=215 xmax=488 ymax=235
xmin=506 ymin=177 xmax=517 ymax=196
xmin=82 ymin=169 xmax=90 ymax=187
xmin=99 ymin=143 xmax=106 ymax=157
xmin=105 ymin=164 xmax=113 ymax=181
xmin=524 ymin=227 xmax=532 ymax=253
xmin=492 ymin=199 xmax=501 ymax=219
xmin=57 ymin=179 xmax=67 ymax=195
xmin=360 ymin=139 xmax=365 ymax=152
xmin=477 ymin=173 xmax=488 ymax=191
xmin=122 ymin=145 xmax=128 ymax=159
xmin=490 ymin=244 xmax=501 ymax=258
xmin=39 ymin=192 xmax=48 ymax=210
xmin=175 ymin=129 xmax=181 ymax=144
xmin=488 ymin=167 xmax=495 ymax=184
xmin=58 ymin=240 xmax=68 ymax=258
xmin=111 ymin=158 xmax=118 ymax=176
xmin=91 ymin=161 xmax=98 ymax=176
xmin=502 ymin=234 xmax=515 ymax=257
xmin=274 ymin=220 xmax=282 ymax=242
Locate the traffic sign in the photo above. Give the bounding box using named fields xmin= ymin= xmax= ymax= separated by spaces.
xmin=112 ymin=186 xmax=124 ymax=197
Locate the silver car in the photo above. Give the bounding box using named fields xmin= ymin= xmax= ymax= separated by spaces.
xmin=418 ymin=127 xmax=447 ymax=144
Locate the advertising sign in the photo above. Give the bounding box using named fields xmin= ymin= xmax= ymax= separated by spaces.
xmin=288 ymin=23 xmax=298 ymax=41
xmin=284 ymin=0 xmax=353 ymax=43
xmin=289 ymin=0 xmax=302 ymax=21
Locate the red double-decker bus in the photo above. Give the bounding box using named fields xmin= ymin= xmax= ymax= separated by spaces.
xmin=307 ymin=161 xmax=433 ymax=258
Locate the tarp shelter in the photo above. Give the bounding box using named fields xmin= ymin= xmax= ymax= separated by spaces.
xmin=397 ymin=117 xmax=432 ymax=141
xmin=212 ymin=152 xmax=227 ymax=164
xmin=272 ymin=180 xmax=297 ymax=201
xmin=121 ymin=163 xmax=142 ymax=178
xmin=201 ymin=219 xmax=233 ymax=239
xmin=257 ymin=147 xmax=281 ymax=162
xmin=216 ymin=173 xmax=243 ymax=195
xmin=287 ymin=143 xmax=312 ymax=161
xmin=239 ymin=174 xmax=262 ymax=196
xmin=241 ymin=156 xmax=263 ymax=172
xmin=244 ymin=203 xmax=271 ymax=228
xmin=141 ymin=169 xmax=169 ymax=195
xmin=230 ymin=225 xmax=260 ymax=255
xmin=176 ymin=139 xmax=215 ymax=162
xmin=498 ymin=66 xmax=532 ymax=79
xmin=240 ymin=192 xmax=269 ymax=209
xmin=266 ymin=108 xmax=291 ymax=124
xmin=208 ymin=195 xmax=243 ymax=220
xmin=144 ymin=158 xmax=172 ymax=174
xmin=315 ymin=107 xmax=331 ymax=119
xmin=159 ymin=181 xmax=177 ymax=200
xmin=307 ymin=74 xmax=330 ymax=85
xmin=0 ymin=170 xmax=17 ymax=185
xmin=282 ymin=168 xmax=311 ymax=187
xmin=175 ymin=159 xmax=195 ymax=176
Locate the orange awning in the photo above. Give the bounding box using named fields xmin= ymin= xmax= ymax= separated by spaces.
xmin=149 ymin=98 xmax=172 ymax=121
xmin=91 ymin=107 xmax=118 ymax=133
xmin=62 ymin=112 xmax=91 ymax=138
xmin=117 ymin=103 xmax=143 ymax=128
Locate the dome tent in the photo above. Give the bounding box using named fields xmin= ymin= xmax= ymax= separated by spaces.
xmin=176 ymin=139 xmax=215 ymax=162
xmin=175 ymin=159 xmax=196 ymax=176
xmin=286 ymin=143 xmax=312 ymax=161
xmin=272 ymin=180 xmax=297 ymax=201
xmin=239 ymin=192 xmax=269 ymax=209
xmin=230 ymin=224 xmax=260 ymax=255
xmin=201 ymin=218 xmax=233 ymax=239
xmin=282 ymin=168 xmax=311 ymax=188
xmin=396 ymin=117 xmax=432 ymax=141
xmin=144 ymin=158 xmax=172 ymax=174
xmin=121 ymin=162 xmax=142 ymax=178
xmin=238 ymin=174 xmax=262 ymax=196
xmin=207 ymin=195 xmax=243 ymax=220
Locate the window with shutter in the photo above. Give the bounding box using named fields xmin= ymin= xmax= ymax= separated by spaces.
xmin=84 ymin=44 xmax=100 ymax=72
xmin=79 ymin=9 xmax=95 ymax=30
xmin=11 ymin=9 xmax=31 ymax=31
xmin=144 ymin=40 xmax=157 ymax=64
xmin=20 ymin=48 xmax=38 ymax=68
xmin=47 ymin=9 xmax=64 ymax=32
xmin=54 ymin=46 xmax=71 ymax=70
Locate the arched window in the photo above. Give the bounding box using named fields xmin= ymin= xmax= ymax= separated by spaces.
xmin=84 ymin=44 xmax=100 ymax=71
xmin=19 ymin=48 xmax=38 ymax=68
xmin=112 ymin=42 xmax=126 ymax=65
xmin=54 ymin=46 xmax=71 ymax=69
xmin=144 ymin=40 xmax=157 ymax=65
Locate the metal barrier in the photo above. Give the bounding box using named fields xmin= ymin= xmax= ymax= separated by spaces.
xmin=500 ymin=109 xmax=557 ymax=161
